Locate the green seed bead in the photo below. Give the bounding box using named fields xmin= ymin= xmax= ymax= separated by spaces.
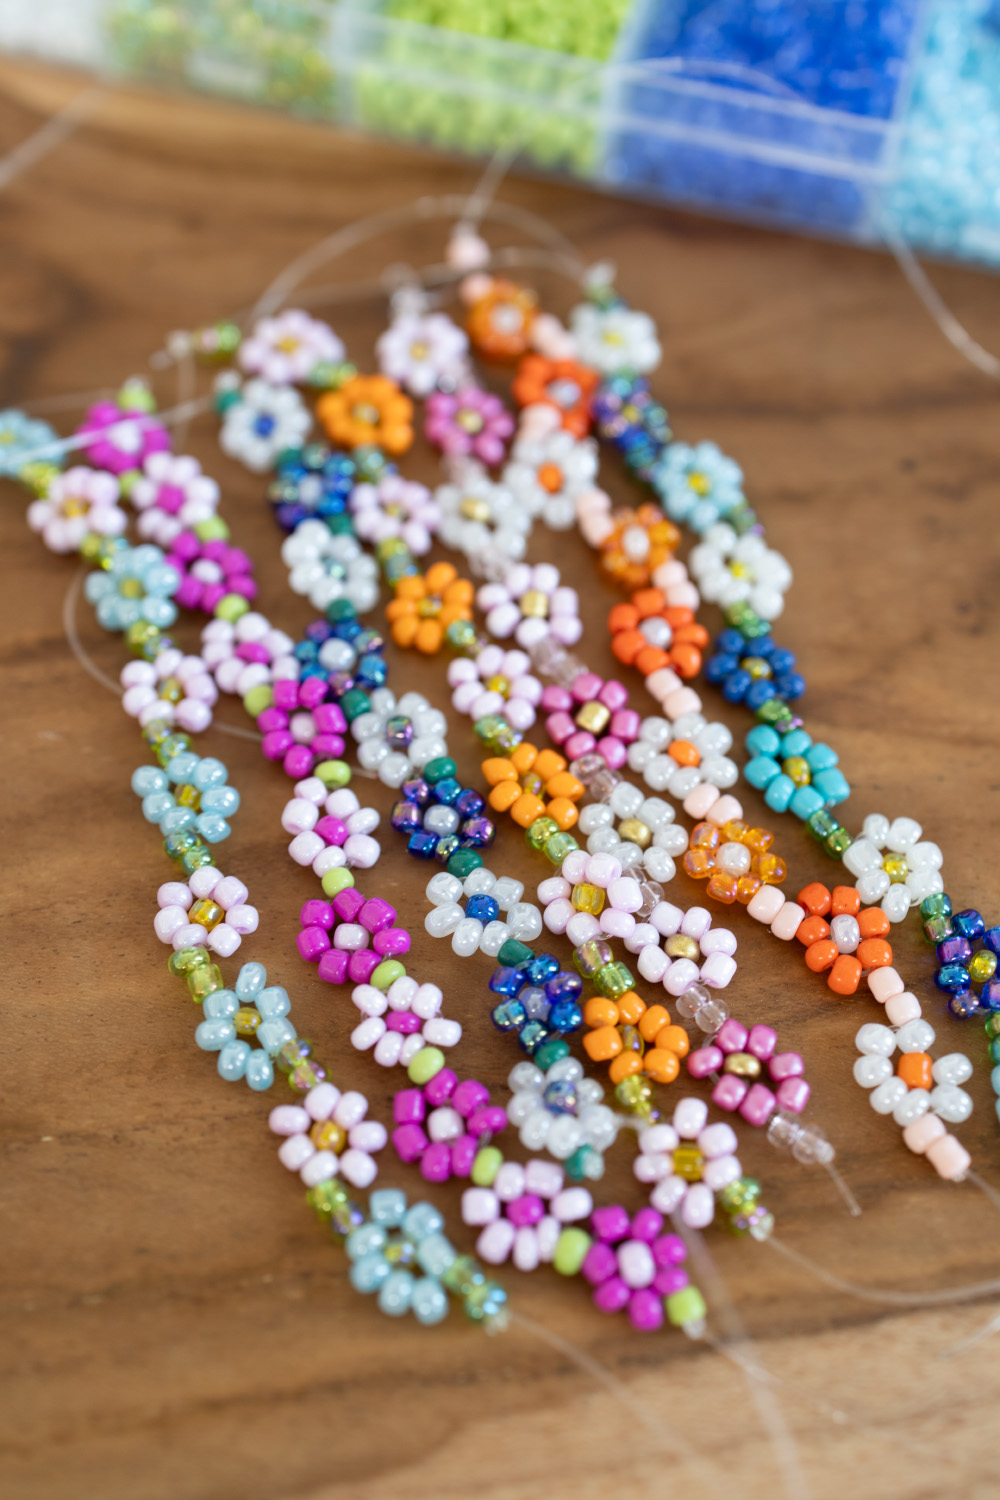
xmin=923 ymin=915 xmax=953 ymax=943
xmin=314 ymin=759 xmax=352 ymax=788
xmin=424 ymin=756 xmax=457 ymax=785
xmin=970 ymin=950 xmax=997 ymax=984
xmin=447 ymin=849 xmax=483 ymax=879
xmin=806 ymin=809 xmax=838 ymax=841
xmin=497 ymin=938 xmax=534 ymax=967
xmin=156 ymin=732 xmax=191 ymax=767
xmin=471 ymin=1146 xmax=503 ymax=1187
xmin=180 ymin=844 xmax=214 ymax=874
xmin=163 ymin=829 xmax=198 ymax=859
xmin=526 ymin=816 xmax=558 ymax=850
xmin=195 ymin=516 xmax=230 ymax=543
xmin=338 ymin=688 xmax=371 ymax=722
xmin=168 ymin=946 xmax=210 ymax=978
xmin=544 ymin=831 xmax=578 ymax=865
xmin=553 ymin=1227 xmax=591 ymax=1276
xmin=824 ymin=826 xmax=852 ymax=858
xmin=407 ymin=1046 xmax=446 ymax=1085
xmin=187 ymin=962 xmax=224 ymax=1002
xmin=666 ymin=1285 xmax=707 ymax=1328
xmin=306 ymin=1179 xmax=350 ymax=1220
xmin=321 ymin=867 xmax=356 ymax=897
xmin=920 ymin=893 xmax=952 ymax=920
xmin=984 ymin=1014 xmax=1000 ymax=1039
xmin=243 ymin=683 xmax=273 ymax=718
xmin=371 ymin=959 xmax=406 ymax=991
xmin=214 ymin=593 xmax=249 ymax=623
xmin=532 ymin=1037 xmax=570 ymax=1071
xmin=125 ymin=619 xmax=164 ymax=659
xmin=989 ymin=1038 xmax=1000 ymax=1066
xmin=593 ymin=960 xmax=634 ymax=999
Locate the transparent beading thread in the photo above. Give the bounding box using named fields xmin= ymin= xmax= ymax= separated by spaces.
xmin=767 ymin=1111 xmax=861 ymax=1217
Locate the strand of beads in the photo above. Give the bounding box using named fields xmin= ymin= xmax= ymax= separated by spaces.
xmin=131 ymin=750 xmax=239 ymax=848
xmin=424 ymin=868 xmax=541 ymax=958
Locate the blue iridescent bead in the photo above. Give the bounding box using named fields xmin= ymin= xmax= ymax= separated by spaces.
xmin=937 ymin=934 xmax=972 ymax=965
xmin=391 ymin=800 xmax=422 ymax=833
xmin=401 ymin=776 xmax=431 ymax=806
xmin=355 ymin=656 xmax=387 ymax=687
xmin=518 ymin=1019 xmax=550 ymax=1054
xmin=385 ymin=715 xmax=414 ymax=750
xmin=947 ymin=990 xmax=980 ymax=1018
xmin=294 ymin=640 xmax=319 ymax=663
xmin=545 ymin=969 xmax=583 ymax=1001
xmin=548 ymin=998 xmax=583 ymax=1032
xmin=433 ymin=777 xmax=462 ymax=806
xmin=543 ymin=1077 xmax=577 ymax=1113
xmin=985 ymin=928 xmax=1000 ymax=956
xmin=935 ymin=962 xmax=972 ymax=993
xmin=490 ymin=966 xmax=525 ymax=997
xmin=460 ymin=816 xmax=495 ymax=848
xmin=454 ymin=788 xmax=485 ymax=818
xmin=434 ymin=834 xmax=461 ymax=865
xmin=305 ymin=619 xmax=332 ymax=643
xmin=407 ymin=830 xmax=439 ymax=858
xmin=492 ymin=999 xmax=526 ymax=1031
xmin=466 ymin=894 xmax=499 ymax=924
xmin=953 ymin=909 xmax=986 ymax=941
xmin=299 ymin=663 xmax=327 ymax=682
xmin=525 ymin=954 xmax=560 ymax=984
xmin=981 ymin=979 xmax=1000 ymax=1011
xmin=519 ymin=986 xmax=550 ymax=1021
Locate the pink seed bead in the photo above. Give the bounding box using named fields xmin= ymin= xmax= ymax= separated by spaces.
xmin=540 ymin=685 xmax=572 ymax=712
xmin=628 ymin=1288 xmax=664 ymax=1331
xmin=418 ymin=1142 xmax=452 ymax=1182
xmin=424 ymin=1068 xmax=458 ymax=1106
xmin=652 ymin=1233 xmax=686 ymax=1267
xmin=468 ymin=1105 xmax=507 ymax=1137
xmin=687 ymin=1045 xmax=723 ymax=1078
xmin=261 ymin=729 xmax=294 ymax=760
xmin=715 ymin=1018 xmax=748 ymax=1054
xmin=298 ymin=677 xmax=327 ymax=709
xmin=301 ymin=899 xmax=335 ymax=929
xmin=598 ymin=679 xmax=629 ymax=712
xmin=450 ymin=1133 xmax=477 ymax=1176
xmin=630 ymin=1207 xmax=664 ymax=1242
xmin=739 ymin=1083 xmax=777 ymax=1127
xmin=769 ymin=1051 xmax=804 ymax=1081
xmin=609 ymin=707 xmax=640 ymax=740
xmin=592 ymin=1204 xmax=630 ymax=1243
xmin=348 ymin=950 xmax=380 ymax=983
xmin=564 ymin=730 xmax=596 ymax=760
xmin=317 ymin=949 xmax=349 ymax=984
xmin=359 ymin=897 xmax=395 ymax=933
xmin=747 ymin=1024 xmax=778 ymax=1061
xmin=332 ymin=888 xmax=366 ymax=921
xmin=297 ymin=926 xmax=331 ymax=962
xmin=315 ymin=816 xmax=348 ymax=846
xmin=507 ymin=1193 xmax=544 ymax=1228
xmin=902 ymin=1112 xmax=945 ymax=1155
xmin=173 ymin=576 xmax=202 ymax=610
xmin=386 ymin=1011 xmax=421 ymax=1035
xmin=775 ymin=1077 xmax=810 ymax=1114
xmin=452 ymin=1078 xmax=489 ymax=1116
xmin=284 ymin=745 xmax=314 ymax=779
xmin=595 ymin=735 xmax=627 ymax=770
xmin=654 ymin=1266 xmax=689 ymax=1297
xmin=238 ymin=640 xmax=270 ymax=665
xmin=712 ymin=1075 xmax=748 ymax=1111
xmin=312 ymin=734 xmax=345 ymax=758
xmin=925 ymin=1134 xmax=970 ymax=1181
xmin=374 ymin=928 xmax=410 ymax=957
xmin=273 ymin=680 xmax=299 ymax=711
xmin=393 ymin=1088 xmax=425 ymax=1124
xmin=571 ymin=672 xmax=603 ymax=703
xmin=392 ymin=1122 xmax=428 ymax=1162
xmin=545 ymin=710 xmax=575 ymax=744
xmin=705 ymin=794 xmax=743 ymax=826
xmin=581 ymin=1242 xmax=617 ymax=1285
xmin=257 ymin=706 xmax=288 ymax=734
xmin=314 ymin=702 xmax=347 ymax=733
xmin=593 ymin=1277 xmax=631 ymax=1315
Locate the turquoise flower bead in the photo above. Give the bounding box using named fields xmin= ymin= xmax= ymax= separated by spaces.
xmin=350 ymin=1252 xmax=391 ymax=1294
xmin=763 ymin=774 xmax=795 ymax=813
xmin=193 ymin=757 xmax=228 ymax=790
xmin=257 ymin=986 xmax=291 ymax=1019
xmin=780 ymin=728 xmax=812 ymax=758
xmin=245 ymin=1051 xmax=274 ymax=1091
xmin=196 ymin=813 xmax=230 ymax=843
xmin=257 ymin=1018 xmax=296 ymax=1055
xmin=202 ymin=785 xmax=240 ymax=816
xmin=745 ymin=725 xmax=781 ymax=757
xmin=196 ymin=1018 xmax=236 ymax=1051
xmin=813 ymin=768 xmax=850 ymax=805
xmin=378 ymin=1270 xmax=415 ymax=1316
xmin=744 ymin=755 xmax=781 ymax=790
xmin=789 ymin=785 xmax=825 ymax=821
xmin=416 ymin=1232 xmax=457 ymax=1278
xmin=805 ymin=742 xmax=838 ymax=773
xmin=991 ymin=1064 xmax=1000 ymax=1096
xmin=203 ymin=989 xmax=239 ymax=1019
xmin=404 ymin=1201 xmax=445 ymax=1242
xmin=347 ymin=1222 xmax=387 ymax=1262
xmin=132 ymin=765 xmax=168 ymax=795
xmin=369 ymin=1188 xmax=407 ymax=1228
xmin=411 ymin=1276 xmax=449 ymax=1326
xmin=166 ymin=751 xmax=199 ymax=783
xmin=217 ymin=1039 xmax=251 ymax=1080
xmin=236 ymin=962 xmax=267 ymax=1001
xmin=141 ymin=790 xmax=175 ymax=823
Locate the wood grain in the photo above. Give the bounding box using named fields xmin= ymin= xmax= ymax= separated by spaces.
xmin=2 ymin=57 xmax=1000 ymax=1500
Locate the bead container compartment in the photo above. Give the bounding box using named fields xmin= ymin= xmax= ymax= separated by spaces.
xmin=4 ymin=58 xmax=1000 ymax=1500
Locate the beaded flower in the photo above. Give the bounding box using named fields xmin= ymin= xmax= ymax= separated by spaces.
xmin=350 ymin=974 xmax=459 ymax=1069
xmin=317 ymin=374 xmax=414 ymax=455
xmin=283 ymin=778 xmax=381 ymax=877
xmin=511 ymin=354 xmax=599 ymax=438
xmin=842 ymin=813 xmax=944 ymax=921
xmin=27 ymin=465 xmax=127 ymax=553
xmin=281 ymin=519 xmax=380 ymax=613
xmin=447 ymin=645 xmax=542 ymax=732
xmin=201 ymin=612 xmax=299 ymax=697
xmin=184 ymin=957 xmax=291 ymax=1092
xmin=592 ymin=375 xmax=672 ymax=483
xmin=392 ymin=1071 xmax=506 ymax=1183
xmin=425 ymin=385 xmax=514 ymax=466
xmin=683 ymin=818 xmax=787 ymax=908
xmin=434 ymin=467 xmax=530 ymax=563
xmin=84 ymin=541 xmax=180 ymax=632
xmin=257 ymin=680 xmax=348 ymax=781
xmin=76 ymin=397 xmax=170 ymax=475
xmin=270 ymin=1081 xmax=387 ymax=1190
xmin=238 ymin=309 xmax=346 ymax=385
xmin=375 ymin=311 xmax=468 ymax=397
xmin=581 ymin=1205 xmax=693 ymax=1332
xmin=477 ymin=562 xmax=582 ymax=650
xmin=569 ymin=303 xmax=661 ymax=375
xmin=346 ymin=1188 xmax=506 ymax=1328
xmin=122 ymin=649 xmax=219 ymax=736
xmin=393 ymin=761 xmax=496 ymax=872
xmin=131 ymin=749 xmax=237 ymax=843
xmin=576 ymin=784 xmax=689 ymax=883
xmin=633 ymin=1098 xmax=743 ymax=1225
xmin=154 ymin=868 xmax=259 ymax=957
xmin=653 ymin=440 xmax=745 ymax=533
xmin=585 ymin=503 xmax=682 ymax=590
xmin=853 ymin=1019 xmax=973 ymax=1128
xmin=609 ymin=591 xmax=709 ymax=688
xmin=351 ymin=687 xmax=450 ymax=785
xmin=219 ymin=378 xmax=312 ymax=472
xmin=165 ymin=532 xmax=256 ymax=616
xmin=482 ymin=742 xmax=585 ymax=832
xmin=507 ymin=1056 xmax=619 ymax=1159
xmin=541 ymin=671 xmax=639 ymax=772
xmin=0 ymin=407 xmax=58 ymax=476
xmin=580 ymin=979 xmax=692 ymax=1094
xmin=743 ymin=724 xmax=851 ymax=824
xmin=705 ymin=626 xmax=805 ymax=710
xmin=503 ymin=409 xmax=601 ymax=532
xmin=299 ymin=886 xmax=411 ymax=987
xmin=424 ymin=864 xmax=532 ymax=950
xmin=688 ymin=523 xmax=793 ymax=623
xmin=386 ymin=561 xmax=474 ymax=654
xmin=687 ymin=1014 xmax=811 ymax=1123
xmin=465 ymin=277 xmax=537 ymax=360
xmin=267 ymin=443 xmax=358 ymax=533
xmin=349 ymin=473 xmax=441 ymax=557
xmin=795 ymin=881 xmax=894 ymax=996
xmin=131 ymin=452 xmax=222 ymax=546
xmin=465 ymin=1158 xmax=594 ymax=1272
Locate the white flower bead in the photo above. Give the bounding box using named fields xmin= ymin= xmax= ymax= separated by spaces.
xmin=886 ymin=817 xmax=922 ymax=851
xmin=880 ymin=883 xmax=912 ymax=923
xmin=931 ymin=1053 xmax=973 ymax=1087
xmin=855 ymin=1023 xmax=896 ymax=1057
xmin=843 ymin=838 xmax=883 ymax=877
xmin=853 ymin=1055 xmax=893 ymax=1089
xmin=856 ymin=868 xmax=891 ymax=905
xmin=895 ymin=1018 xmax=936 ymax=1053
xmin=892 ymin=1089 xmax=931 ymax=1127
xmin=868 ymin=1077 xmax=908 ymax=1115
xmin=928 ymin=1085 xmax=973 ymax=1124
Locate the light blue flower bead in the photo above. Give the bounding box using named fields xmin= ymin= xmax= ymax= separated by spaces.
xmin=235 ymin=963 xmax=267 ymax=1001
xmin=203 ymin=989 xmax=239 ymax=1020
xmin=166 ymin=752 xmax=200 ymax=783
xmin=403 ymin=1201 xmax=444 ymax=1242
xmin=416 ymin=1233 xmax=456 ymax=1278
xmin=653 ymin=440 xmax=745 ymax=533
xmin=202 ymin=785 xmax=240 ymax=817
xmin=350 ymin=1252 xmax=391 ymax=1294
xmin=132 ymin=765 xmax=169 ymax=796
xmin=346 ymin=1223 xmax=387 ymax=1262
xmin=141 ymin=790 xmax=175 ymax=823
xmin=196 ymin=813 xmax=230 ymax=843
xmin=160 ymin=806 xmax=197 ymax=836
xmin=0 ymin=408 xmax=60 ymax=474
xmin=369 ymin=1188 xmax=407 ymax=1228
xmin=193 ymin=757 xmax=229 ymax=791
xmin=257 ymin=985 xmax=291 ymax=1019
xmin=257 ymin=1018 xmax=296 ymax=1055
xmin=217 ymin=1039 xmax=251 ymax=1080
xmin=378 ymin=1270 xmax=415 ymax=1316
xmin=196 ymin=1018 xmax=236 ymax=1051
xmin=245 ymin=1051 xmax=274 ymax=1091
xmin=411 ymin=1277 xmax=449 ymax=1326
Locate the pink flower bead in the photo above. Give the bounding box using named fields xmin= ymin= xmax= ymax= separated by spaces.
xmin=318 ymin=949 xmax=349 ymax=984
xmin=393 ymin=1089 xmax=425 ymax=1124
xmin=747 ymin=1024 xmax=778 ymax=1061
xmin=712 ymin=1075 xmax=748 ymax=1112
xmin=776 ymin=1077 xmax=811 ymax=1114
xmin=393 ymin=1123 xmax=428 ymax=1162
xmin=420 ymin=1142 xmax=452 ymax=1182
xmin=769 ymin=1051 xmax=805 ymax=1081
xmin=687 ymin=1045 xmax=723 ymax=1078
xmin=739 ymin=1083 xmax=777 ymax=1127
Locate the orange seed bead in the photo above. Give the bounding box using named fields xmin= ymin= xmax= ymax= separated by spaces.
xmin=509 ymin=741 xmax=538 ymax=775
xmin=796 ymin=914 xmax=831 ymax=947
xmin=706 ymin=870 xmax=738 ymax=904
xmin=830 ymin=885 xmax=861 ymax=917
xmin=655 ymin=1024 xmax=690 ymax=1058
xmin=643 ymin=1049 xmax=680 ymax=1085
xmin=638 ymin=1004 xmax=672 ymax=1043
xmin=735 ymin=874 xmax=762 ymax=904
xmin=510 ymin=792 xmax=546 ymax=827
xmin=632 ymin=588 xmax=664 ymax=617
xmin=487 ymin=780 xmax=522 ymax=813
xmin=797 ymin=882 xmax=832 ymax=917
xmin=545 ymin=797 xmax=579 ymax=831
xmin=805 ymin=938 xmax=838 ymax=973
xmin=857 ymin=907 xmax=890 ymax=940
xmin=583 ymin=1026 xmax=622 ymax=1062
xmin=608 ymin=603 xmax=639 ymax=633
xmin=857 ymin=936 xmax=893 ymax=970
xmin=668 ymin=739 xmax=700 ymax=766
xmin=827 ymin=954 xmax=862 ymax=995
xmin=584 ymin=997 xmax=619 ymax=1028
xmin=481 ymin=757 xmax=518 ymax=786
xmin=608 ymin=1052 xmax=644 ymax=1085
xmin=616 ymin=990 xmax=647 ymax=1025
xmin=533 ymin=749 xmax=566 ymax=781
xmin=897 ymin=1052 xmax=933 ymax=1090
xmin=683 ymin=848 xmax=716 ymax=879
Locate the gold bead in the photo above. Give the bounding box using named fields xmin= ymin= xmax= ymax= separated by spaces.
xmin=617 ymin=817 xmax=652 ymax=850
xmin=575 ymin=700 xmax=611 ymax=734
xmin=672 ymin=1145 xmax=705 ymax=1181
xmin=781 ymin=755 xmax=811 ymax=787
xmin=743 ymin=656 xmax=772 ymax=680
xmin=688 ymin=471 xmax=710 ymax=496
xmin=189 ymin=898 xmax=224 ymax=930
xmin=665 ymin=934 xmax=699 ymax=962
xmin=723 ymin=1051 xmax=762 ymax=1080
xmin=176 ymin=783 xmax=202 ymax=809
xmin=519 ymin=589 xmax=549 ymax=619
xmin=882 ymin=852 xmax=909 ymax=882
xmin=234 ymin=1006 xmax=261 ymax=1037
xmin=309 ymin=1120 xmax=347 ymax=1153
xmin=459 ymin=496 xmax=490 ymax=522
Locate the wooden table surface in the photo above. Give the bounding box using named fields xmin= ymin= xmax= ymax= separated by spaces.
xmin=3 ymin=58 xmax=1000 ymax=1500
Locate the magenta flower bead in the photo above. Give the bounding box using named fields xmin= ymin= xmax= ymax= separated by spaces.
xmin=393 ymin=1122 xmax=429 ymax=1162
xmin=747 ymin=1024 xmax=778 ymax=1061
xmin=775 ymin=1077 xmax=811 ymax=1114
xmin=769 ymin=1051 xmax=805 ymax=1081
xmin=628 ymin=1288 xmax=664 ymax=1332
xmin=425 ymin=384 xmax=514 ymax=466
xmin=424 ymin=1069 xmax=458 ymax=1107
xmin=739 ymin=1083 xmax=777 ymax=1127
xmin=712 ymin=1075 xmax=748 ymax=1112
xmin=419 ymin=1142 xmax=452 ymax=1182
xmin=76 ymin=398 xmax=170 ymax=475
xmin=393 ymin=1089 xmax=425 ymax=1125
xmin=687 ymin=1045 xmax=723 ymax=1078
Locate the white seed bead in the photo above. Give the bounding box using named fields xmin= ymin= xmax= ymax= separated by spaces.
xmin=886 ymin=816 xmax=922 ymax=851
xmin=422 ymin=1017 xmax=462 ymax=1048
xmin=830 ymin=914 xmax=860 ymax=953
xmin=463 ymin=867 xmax=496 ymax=896
xmin=880 ymin=883 xmax=912 ymax=922
xmin=843 ymin=838 xmax=882 ymax=877
xmin=895 ymin=1018 xmax=936 ymax=1053
xmin=424 ymin=903 xmax=464 ymax=938
xmin=857 ymin=868 xmax=891 ymax=905
xmin=931 ymin=1052 xmax=974 ymax=1087
xmin=855 ymin=1023 xmax=896 ymax=1057
xmin=892 ymin=1089 xmax=932 ymax=1127
xmin=492 ymin=875 xmax=524 ymax=910
xmin=868 ymin=1077 xmax=908 ymax=1114
xmin=452 ymin=917 xmax=484 ymax=956
xmin=853 ymin=1055 xmax=893 ymax=1088
xmin=480 ymin=920 xmax=510 ymax=955
xmin=929 ymin=1084 xmax=973 ymax=1124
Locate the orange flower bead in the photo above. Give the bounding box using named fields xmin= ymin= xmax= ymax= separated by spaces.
xmin=584 ymin=1026 xmax=622 ymax=1063
xmin=616 ymin=990 xmax=646 ymax=1025
xmin=386 ymin=562 xmax=474 ymax=654
xmin=466 ymin=278 xmax=537 ymax=360
xmin=643 ymin=1050 xmax=681 ymax=1085
xmin=797 ymin=882 xmax=833 ymax=917
xmin=796 ymin=914 xmax=831 ymax=947
xmin=512 ymin=354 xmax=599 ymax=436
xmin=317 ymin=373 xmax=414 ymax=454
xmin=858 ymin=907 xmax=890 ymax=940
xmin=827 ymin=954 xmax=862 ymax=995
xmin=805 ymin=938 xmax=838 ymax=973
xmin=830 ymin=886 xmax=861 ymax=916
xmin=608 ymin=1052 xmax=643 ymax=1085
xmin=597 ymin=505 xmax=681 ymax=591
xmin=706 ymin=870 xmax=738 ymax=903
xmin=857 ymin=936 xmax=893 ymax=970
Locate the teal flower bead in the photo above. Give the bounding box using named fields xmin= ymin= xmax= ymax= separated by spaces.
xmin=744 ymin=754 xmax=781 ymax=790
xmin=378 ymin=1270 xmax=415 ymax=1316
xmin=235 ymin=962 xmax=267 ymax=1001
xmin=411 ymin=1276 xmax=449 ymax=1326
xmin=347 ymin=1222 xmax=387 ymax=1262
xmin=416 ymin=1232 xmax=457 ymax=1278
xmin=245 ymin=1051 xmax=274 ymax=1091
xmin=196 ymin=1018 xmax=236 ymax=1052
xmin=217 ymin=1039 xmax=251 ymax=1080
xmin=746 ymin=724 xmax=781 ymax=757
xmin=0 ymin=407 xmax=59 ymax=475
